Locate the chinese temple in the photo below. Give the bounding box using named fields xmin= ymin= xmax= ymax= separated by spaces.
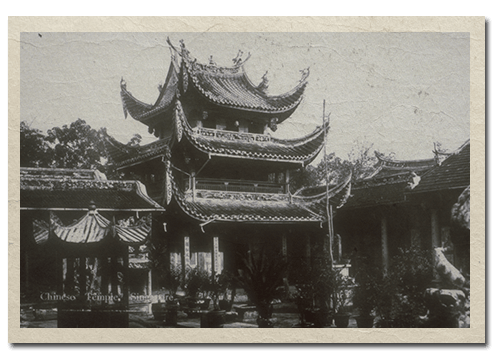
xmin=104 ymin=39 xmax=352 ymax=282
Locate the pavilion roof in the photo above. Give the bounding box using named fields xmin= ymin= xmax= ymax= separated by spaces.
xmin=172 ymin=173 xmax=351 ymax=224
xmin=32 ymin=211 xmax=152 ymax=245
xmin=102 ymin=131 xmax=172 ymax=169
xmin=120 ymin=40 xmax=308 ymax=123
xmin=20 ymin=167 xmax=164 ymax=211
xmin=177 ymin=100 xmax=327 ymax=165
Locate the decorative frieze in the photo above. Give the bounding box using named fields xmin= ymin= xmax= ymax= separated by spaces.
xmin=195 ymin=127 xmax=271 ymax=143
xmin=195 ymin=190 xmax=289 ymax=202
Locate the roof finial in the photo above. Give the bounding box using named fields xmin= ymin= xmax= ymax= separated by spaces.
xmin=257 ymin=70 xmax=269 ymax=93
xmin=120 ymin=77 xmax=127 ymax=89
xmin=232 ymin=50 xmax=244 ymax=66
xmin=300 ymin=67 xmax=310 ymax=82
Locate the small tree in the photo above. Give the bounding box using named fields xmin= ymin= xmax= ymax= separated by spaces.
xmin=237 ymin=251 xmax=288 ymax=327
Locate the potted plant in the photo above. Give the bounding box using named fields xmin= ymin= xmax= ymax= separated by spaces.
xmin=293 ymin=275 xmax=315 ymax=326
xmin=163 ymin=265 xmax=182 ymax=326
xmin=216 ymin=269 xmax=237 ymax=312
xmin=200 ymin=272 xmax=231 ymax=328
xmin=237 ymin=251 xmax=288 ymax=328
xmin=372 ymin=274 xmax=396 ymax=328
xmin=331 ymin=269 xmax=354 ymax=328
xmin=352 ymin=260 xmax=379 ymax=328
xmin=151 ymin=264 xmax=182 ymax=324
xmin=184 ymin=266 xmax=211 ymax=310
xmin=389 ymin=246 xmax=433 ymax=328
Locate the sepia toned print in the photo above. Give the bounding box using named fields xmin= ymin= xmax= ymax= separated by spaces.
xmin=12 ymin=22 xmax=483 ymax=343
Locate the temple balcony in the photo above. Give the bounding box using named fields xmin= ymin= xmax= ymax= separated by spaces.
xmin=193 ymin=126 xmax=272 ymax=143
xmin=183 ymin=177 xmax=285 ymax=194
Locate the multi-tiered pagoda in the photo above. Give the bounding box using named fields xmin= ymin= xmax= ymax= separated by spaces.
xmin=104 ymin=39 xmax=351 ymax=281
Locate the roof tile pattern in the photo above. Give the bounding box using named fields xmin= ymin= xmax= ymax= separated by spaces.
xmin=103 ymin=133 xmax=172 ymax=168
xmin=343 ymin=181 xmax=409 ymax=210
xmin=177 ymin=100 xmax=326 ymax=164
xmin=411 ymin=140 xmax=470 ymax=194
xmin=21 ymin=168 xmax=164 ymax=211
xmin=188 ymin=65 xmax=307 ymax=113
xmin=173 ymin=173 xmax=351 ymax=223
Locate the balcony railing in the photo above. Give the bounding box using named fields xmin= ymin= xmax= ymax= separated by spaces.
xmin=184 ymin=178 xmax=285 ymax=194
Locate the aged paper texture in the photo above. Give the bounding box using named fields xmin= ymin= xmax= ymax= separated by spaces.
xmin=8 ymin=17 xmax=486 ymax=343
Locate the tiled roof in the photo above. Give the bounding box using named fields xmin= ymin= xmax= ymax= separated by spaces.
xmin=120 ymin=41 xmax=309 ymax=122
xmin=186 ymin=60 xmax=307 ymax=114
xmin=177 ymin=100 xmax=326 ymax=165
xmin=21 ymin=167 xmax=164 ymax=211
xmin=365 ymin=151 xmax=437 ymax=180
xmin=120 ymin=62 xmax=179 ymax=123
xmin=410 ymin=140 xmax=470 ymax=194
xmin=103 ymin=132 xmax=172 ymax=169
xmin=342 ymin=181 xmax=409 ymax=210
xmin=173 ymin=173 xmax=351 ymax=224
xmin=33 ymin=211 xmax=151 ymax=245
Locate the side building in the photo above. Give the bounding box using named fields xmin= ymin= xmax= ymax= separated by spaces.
xmin=335 ymin=140 xmax=470 ymax=279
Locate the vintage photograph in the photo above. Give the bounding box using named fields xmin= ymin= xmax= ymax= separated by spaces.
xmin=19 ymin=32 xmax=470 ymax=330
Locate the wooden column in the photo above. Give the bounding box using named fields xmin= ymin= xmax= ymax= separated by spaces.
xmin=212 ymin=236 xmax=220 ymax=277
xmin=285 ymin=170 xmax=290 ymax=194
xmin=122 ymin=243 xmax=130 ymax=309
xmin=183 ymin=236 xmax=190 ymax=279
xmin=431 ymin=209 xmax=440 ymax=248
xmin=381 ymin=215 xmax=389 ymax=275
xmin=79 ymin=256 xmax=87 ymax=298
xmin=147 ymin=269 xmax=153 ymax=313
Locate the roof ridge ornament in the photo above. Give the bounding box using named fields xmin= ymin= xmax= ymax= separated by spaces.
xmin=300 ymin=67 xmax=310 ymax=82
xmin=232 ymin=50 xmax=244 ymax=66
xmin=257 ymin=71 xmax=269 ymax=94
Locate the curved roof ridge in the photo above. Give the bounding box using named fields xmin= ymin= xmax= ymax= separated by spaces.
xmin=120 ymin=61 xmax=179 ymax=122
xmin=177 ymin=102 xmax=325 ymax=164
xmin=271 ymin=121 xmax=327 ymax=146
xmin=374 ymin=150 xmax=436 ymax=166
xmin=292 ymin=172 xmax=352 ymax=203
xmin=102 ymin=131 xmax=172 ymax=168
xmin=240 ymin=65 xmax=309 ymax=99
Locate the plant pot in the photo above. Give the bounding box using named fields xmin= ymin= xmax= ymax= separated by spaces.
xmin=219 ymin=300 xmax=232 ymax=312
xmin=187 ymin=298 xmax=211 ymax=310
xmin=355 ymin=315 xmax=374 ymax=328
xmin=313 ymin=309 xmax=332 ymax=328
xmin=334 ymin=314 xmax=350 ymax=328
xmin=151 ymin=302 xmax=166 ymax=321
xmin=164 ymin=304 xmax=179 ymax=327
xmin=200 ymin=310 xmax=225 ymax=328
xmin=303 ymin=307 xmax=315 ymax=324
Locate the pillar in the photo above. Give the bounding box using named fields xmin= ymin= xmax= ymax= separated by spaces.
xmin=147 ymin=269 xmax=153 ymax=314
xmin=381 ymin=215 xmax=389 ymax=275
xmin=431 ymin=209 xmax=440 ymax=248
xmin=285 ymin=169 xmax=290 ymax=194
xmin=212 ymin=236 xmax=220 ymax=276
xmin=183 ymin=236 xmax=190 ymax=280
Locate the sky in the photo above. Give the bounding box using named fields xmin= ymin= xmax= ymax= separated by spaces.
xmin=20 ymin=32 xmax=470 ymax=161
